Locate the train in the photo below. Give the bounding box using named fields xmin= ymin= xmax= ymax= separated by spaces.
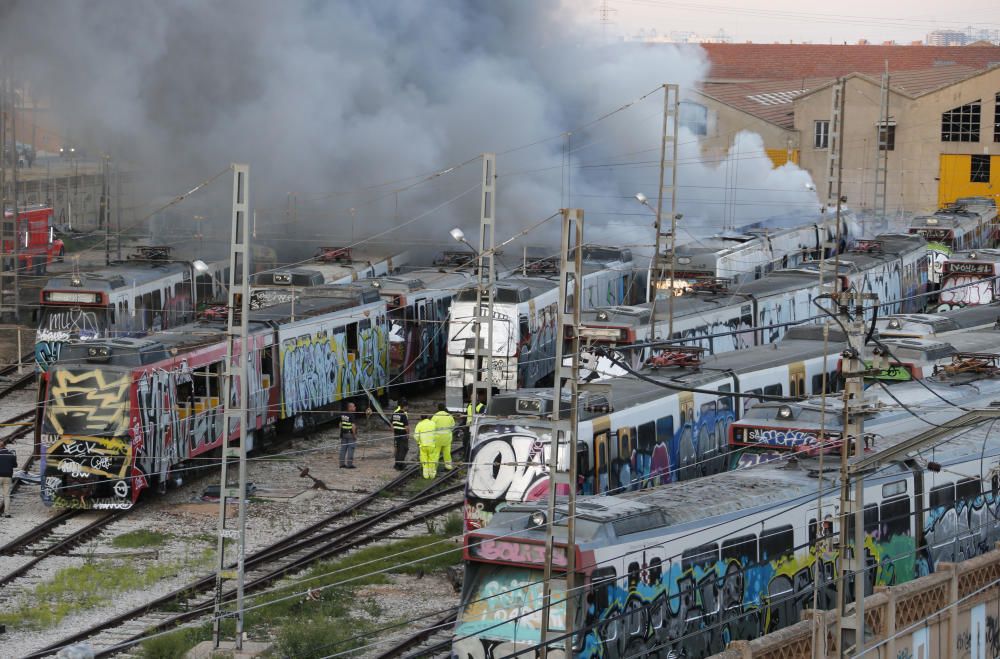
xmin=579 ymin=233 xmax=929 ymax=367
xmin=33 ymin=248 xmax=228 ymax=371
xmin=2 ymin=204 xmax=64 ymax=275
xmin=464 ymin=305 xmax=1000 ymax=531
xmin=454 ymin=394 xmax=1000 ymax=657
xmin=373 ymin=267 xmax=475 ymax=388
xmin=445 ymin=246 xmax=641 ymax=411
xmin=935 ymin=248 xmax=1000 ymax=312
xmin=248 ymin=246 xmax=410 ymax=309
xmin=38 ymin=283 xmax=387 ymax=510
xmin=665 ymin=212 xmax=859 ymax=289
xmin=908 ymin=197 xmax=998 ymax=285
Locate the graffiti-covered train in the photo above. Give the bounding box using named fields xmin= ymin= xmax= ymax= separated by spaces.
xmin=935 ymin=248 xmax=1000 ymax=312
xmin=39 ymin=284 xmax=387 ymax=510
xmin=34 ymin=248 xmax=228 ymax=371
xmin=445 ymin=246 xmax=641 ymax=411
xmin=464 ymin=312 xmax=1000 ymax=531
xmin=248 ymin=246 xmax=410 ymax=309
xmin=580 ymin=233 xmax=929 ymax=367
xmin=908 ymin=196 xmax=998 ymax=285
xmin=463 ymin=324 xmax=849 ymax=530
xmin=455 ymin=397 xmax=1000 ymax=658
xmin=663 ymin=211 xmax=859 ymax=291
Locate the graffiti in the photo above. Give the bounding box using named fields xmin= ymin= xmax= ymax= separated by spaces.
xmin=924 ymin=490 xmax=1000 ymax=570
xmin=455 ymin=568 xmax=566 ymax=645
xmin=466 ymin=428 xmax=559 ymax=530
xmin=45 ymin=369 xmax=130 ymax=436
xmin=280 ymin=314 xmax=387 ymax=417
xmin=471 ymin=539 xmax=567 ymax=567
xmin=741 ymin=428 xmax=820 ymax=448
xmin=938 ymin=275 xmax=994 ymax=311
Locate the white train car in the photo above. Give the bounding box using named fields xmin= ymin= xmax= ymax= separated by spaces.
xmin=445 ymin=246 xmax=639 ymax=411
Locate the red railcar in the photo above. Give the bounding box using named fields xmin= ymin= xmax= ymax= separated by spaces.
xmin=3 ymin=204 xmax=64 ymax=275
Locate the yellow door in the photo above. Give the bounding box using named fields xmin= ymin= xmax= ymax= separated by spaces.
xmin=939 ymin=155 xmax=1000 ymax=207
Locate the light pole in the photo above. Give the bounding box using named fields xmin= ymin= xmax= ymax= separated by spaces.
xmin=449 ymin=227 xmax=477 ymax=256
xmin=635 ymin=192 xmax=682 ymax=342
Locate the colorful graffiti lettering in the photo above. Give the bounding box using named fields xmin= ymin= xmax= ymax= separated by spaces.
xmin=45 ymin=369 xmax=130 ymax=436
xmin=455 ymin=568 xmax=566 ymax=646
xmin=471 ymin=539 xmax=567 ymax=567
xmin=937 ymin=275 xmax=994 ymax=311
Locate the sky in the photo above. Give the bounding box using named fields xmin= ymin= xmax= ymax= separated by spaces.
xmin=588 ymin=0 xmax=1000 ymax=44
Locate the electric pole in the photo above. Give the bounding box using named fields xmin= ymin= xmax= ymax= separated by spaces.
xmin=649 ymin=84 xmax=680 ymax=341
xmin=212 ymin=163 xmax=251 ymax=650
xmin=470 ymin=153 xmax=496 ymax=423
xmin=835 ymin=289 xmax=878 ymax=657
xmin=540 ymin=208 xmax=583 ymax=657
xmin=873 ymin=62 xmax=890 ymax=233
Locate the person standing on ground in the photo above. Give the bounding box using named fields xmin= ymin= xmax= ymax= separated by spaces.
xmin=0 ymin=444 xmax=16 ymax=517
xmin=339 ymin=403 xmax=358 ymax=469
xmin=391 ymin=398 xmax=410 ymax=471
xmin=414 ymin=414 xmax=438 ymax=479
xmin=432 ymin=403 xmax=456 ymax=472
xmin=463 ymin=392 xmax=486 ymax=459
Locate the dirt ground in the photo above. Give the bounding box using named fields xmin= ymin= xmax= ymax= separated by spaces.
xmin=0 ymin=326 xmax=36 ymax=368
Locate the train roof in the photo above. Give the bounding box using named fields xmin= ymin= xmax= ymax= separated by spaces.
xmin=792 ymin=234 xmax=925 ymax=275
xmin=877 ymin=305 xmax=1000 ymax=337
xmin=483 ymin=398 xmax=1000 ymax=544
xmin=485 ymin=327 xmax=848 ymax=419
xmin=43 ymin=259 xmax=200 ymax=292
xmin=371 ymin=268 xmax=473 ymax=295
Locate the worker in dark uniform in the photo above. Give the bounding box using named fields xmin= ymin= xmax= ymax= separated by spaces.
xmin=391 ymin=398 xmax=410 ymax=470
xmin=462 ymin=392 xmax=486 ymax=459
xmin=339 ymin=402 xmax=358 ymax=469
xmin=0 ymin=444 xmax=15 ymax=517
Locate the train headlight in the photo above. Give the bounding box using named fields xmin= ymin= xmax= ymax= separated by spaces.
xmin=886 ymin=318 xmax=902 ymax=330
xmin=530 ymin=511 xmax=547 ymax=528
xmin=777 ymin=405 xmax=794 ymax=420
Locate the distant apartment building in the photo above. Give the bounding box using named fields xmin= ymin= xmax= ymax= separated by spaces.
xmin=926 ymin=30 xmax=969 ymax=47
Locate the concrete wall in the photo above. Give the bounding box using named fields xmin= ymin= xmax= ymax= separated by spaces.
xmin=714 ymin=544 xmax=1000 ymax=658
xmin=794 ymin=68 xmax=1000 ymax=215
xmin=689 ymin=91 xmax=799 ymax=164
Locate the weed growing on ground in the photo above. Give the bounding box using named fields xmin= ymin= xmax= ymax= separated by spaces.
xmin=443 ymin=511 xmax=464 ymax=536
xmin=138 ymin=623 xmax=212 ymax=659
xmin=112 ymin=529 xmax=173 ymax=548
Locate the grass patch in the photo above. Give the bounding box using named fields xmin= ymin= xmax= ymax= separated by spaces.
xmin=138 ymin=623 xmax=212 ymax=659
xmin=0 ymin=548 xmax=215 ymax=631
xmin=112 ymin=529 xmax=172 ymax=549
xmin=443 ymin=511 xmax=464 ymax=536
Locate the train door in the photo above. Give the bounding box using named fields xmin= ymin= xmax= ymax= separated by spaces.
xmin=592 ymin=416 xmax=610 ymax=494
xmin=677 ymin=391 xmax=697 ymax=481
xmin=615 ymin=426 xmax=635 ymax=492
xmin=788 ymin=362 xmax=805 ymax=398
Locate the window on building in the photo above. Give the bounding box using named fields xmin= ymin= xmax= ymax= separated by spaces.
xmin=995 ymin=93 xmax=1000 ymax=142
xmin=971 ymin=154 xmax=991 ymax=183
xmin=877 ymin=123 xmax=895 ymax=151
xmin=814 ymin=120 xmax=830 ymax=149
xmin=941 ymin=100 xmax=981 ymax=142
xmin=680 ymin=101 xmax=708 ymax=136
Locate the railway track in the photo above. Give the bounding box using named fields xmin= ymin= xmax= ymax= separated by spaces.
xmin=0 ymin=351 xmax=37 ymax=400
xmin=24 ymin=466 xmax=464 ymax=658
xmin=0 ymin=511 xmax=124 ymax=588
xmin=0 ymin=409 xmax=39 ymax=516
xmin=374 ymin=611 xmax=457 ymax=659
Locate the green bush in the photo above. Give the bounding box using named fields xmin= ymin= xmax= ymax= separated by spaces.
xmin=112 ymin=529 xmax=172 ymax=548
xmin=271 ymin=616 xmax=375 ymax=659
xmin=138 ymin=624 xmax=211 ymax=659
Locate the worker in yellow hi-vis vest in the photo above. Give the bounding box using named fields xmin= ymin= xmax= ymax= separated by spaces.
xmin=414 ymin=414 xmax=439 ymax=479
xmin=431 ymin=403 xmax=456 ymax=471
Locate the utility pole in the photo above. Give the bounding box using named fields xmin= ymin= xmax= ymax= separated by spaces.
xmin=835 ymin=289 xmax=878 ymax=657
xmin=470 ymin=153 xmax=496 ymax=423
xmin=540 ymin=208 xmax=583 ymax=657
xmin=650 ymin=83 xmax=680 ymax=341
xmin=212 ymin=163 xmax=251 ymax=650
xmin=873 ymin=62 xmax=890 ymax=233
xmin=102 ymin=154 xmax=111 ymax=265
xmin=115 ymin=161 xmax=122 ymax=262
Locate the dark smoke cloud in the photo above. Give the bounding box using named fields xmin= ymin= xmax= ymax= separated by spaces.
xmin=0 ymin=1 xmax=816 ymax=260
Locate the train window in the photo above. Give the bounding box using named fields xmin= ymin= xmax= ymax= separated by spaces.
xmin=744 ymin=388 xmax=763 ymax=414
xmin=577 ymin=443 xmax=590 ymax=485
xmin=717 ymin=384 xmax=734 ymax=416
xmin=655 ymin=416 xmax=674 ymax=446
xmin=812 ymin=374 xmax=825 ymax=394
xmin=208 ymin=362 xmax=222 ymax=399
xmin=957 ymin=478 xmax=981 ymax=502
xmin=590 ymin=567 xmax=616 ymax=615
xmin=152 ymin=289 xmax=163 ymax=328
xmin=721 ymin=535 xmax=758 ymax=564
xmin=789 ymin=379 xmax=798 ymax=398
xmin=347 ymin=323 xmax=358 ymax=352
xmin=764 ymin=384 xmax=782 ymax=398
xmin=993 ymin=474 xmax=999 ymax=498
xmin=880 ymin=496 xmax=911 ymax=538
xmin=176 ymin=379 xmax=193 ymax=407
xmin=759 ymin=525 xmax=794 ymax=561
xmin=682 ymin=543 xmax=719 ymax=570
xmin=594 ymin=433 xmax=609 ymax=494
xmin=882 ymin=480 xmax=907 ymax=498
xmin=845 ymin=504 xmax=880 ymax=541
xmin=929 ymin=483 xmax=955 ymax=510
xmin=627 ymin=561 xmax=641 ymax=591
xmin=261 ymin=347 xmax=274 ymax=388
xmin=417 ymin=303 xmax=425 ymax=323
xmin=638 ymin=422 xmax=656 ymax=454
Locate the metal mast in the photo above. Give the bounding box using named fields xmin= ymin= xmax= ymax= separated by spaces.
xmin=0 ymin=71 xmax=18 ymax=323
xmin=826 ymin=79 xmax=845 ymax=215
xmin=470 ymin=153 xmax=496 ymax=420
xmin=212 ymin=163 xmax=251 ymax=650
xmin=650 ymin=84 xmax=680 ymax=341
xmin=873 ymin=62 xmax=890 ymax=232
xmin=540 ymin=208 xmax=583 ymax=657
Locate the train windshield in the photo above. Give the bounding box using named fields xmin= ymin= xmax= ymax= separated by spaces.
xmin=456 ymin=564 xmax=565 ymax=641
xmin=43 ymin=367 xmax=131 ymax=437
xmin=448 ymin=307 xmax=515 ymax=356
xmin=36 ymin=306 xmax=108 ymax=341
